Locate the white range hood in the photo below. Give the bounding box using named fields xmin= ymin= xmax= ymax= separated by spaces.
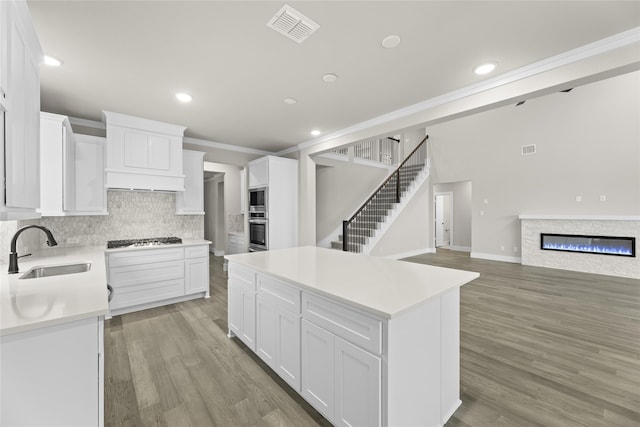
xmin=102 ymin=111 xmax=186 ymax=192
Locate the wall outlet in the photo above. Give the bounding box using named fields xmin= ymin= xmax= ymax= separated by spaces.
xmin=500 ymin=245 xmax=505 ymax=251
xmin=483 ymin=198 xmax=489 ymax=204
xmin=480 ymin=210 xmax=485 ymax=216
xmin=575 ymin=195 xmax=582 ymax=202
xmin=600 ymin=195 xmax=607 ymax=202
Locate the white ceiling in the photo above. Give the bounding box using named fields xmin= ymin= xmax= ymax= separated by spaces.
xmin=27 ymin=1 xmax=640 ymax=155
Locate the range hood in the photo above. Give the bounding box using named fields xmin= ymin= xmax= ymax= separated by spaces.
xmin=103 ymin=111 xmax=186 ymax=192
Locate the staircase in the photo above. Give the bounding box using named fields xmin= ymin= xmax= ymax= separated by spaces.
xmin=332 ymin=135 xmax=429 ymax=253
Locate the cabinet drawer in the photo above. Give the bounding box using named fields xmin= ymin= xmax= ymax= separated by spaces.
xmin=109 ymin=278 xmax=184 ymax=310
xmin=110 ymin=260 xmax=184 ymax=287
xmin=302 ymin=293 xmax=382 ymax=355
xmin=228 ymin=263 xmax=255 ymax=290
xmin=107 ymin=247 xmax=184 ymax=267
xmin=257 ymin=274 xmax=301 ymax=314
xmin=185 ymin=245 xmax=209 ymax=259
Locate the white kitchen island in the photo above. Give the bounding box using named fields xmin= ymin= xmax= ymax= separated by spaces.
xmin=225 ymin=246 xmax=479 ymax=427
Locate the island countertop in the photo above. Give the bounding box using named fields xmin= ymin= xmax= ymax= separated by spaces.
xmin=225 ymin=246 xmax=479 ymax=318
xmin=0 ymin=246 xmax=109 ymax=336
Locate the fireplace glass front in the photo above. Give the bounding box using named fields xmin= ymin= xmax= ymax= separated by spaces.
xmin=540 ymin=233 xmax=635 ymax=257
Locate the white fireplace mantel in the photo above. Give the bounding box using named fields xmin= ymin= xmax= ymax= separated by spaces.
xmin=518 ymin=214 xmax=640 ymax=221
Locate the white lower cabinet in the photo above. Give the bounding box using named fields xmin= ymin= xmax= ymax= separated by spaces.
xmin=228 ymin=263 xmax=256 ymax=351
xmin=0 ymin=316 xmax=104 ymax=427
xmin=301 ymin=319 xmax=335 ymax=420
xmin=107 ymin=244 xmax=210 ymax=316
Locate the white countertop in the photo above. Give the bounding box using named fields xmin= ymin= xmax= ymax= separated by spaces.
xmin=519 ymin=214 xmax=640 ymax=221
xmin=0 ymin=246 xmax=109 ymax=336
xmin=104 ymin=239 xmax=211 ymax=254
xmin=225 ymin=246 xmax=479 ymax=318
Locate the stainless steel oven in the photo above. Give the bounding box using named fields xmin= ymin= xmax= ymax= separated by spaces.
xmin=248 ymin=218 xmax=268 ymax=251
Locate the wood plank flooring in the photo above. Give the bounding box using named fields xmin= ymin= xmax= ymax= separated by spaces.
xmin=105 ymin=249 xmax=640 ymax=426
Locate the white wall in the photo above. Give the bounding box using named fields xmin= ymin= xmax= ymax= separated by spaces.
xmin=315 ymin=158 xmax=389 ymax=246
xmin=433 ymin=181 xmax=472 ymax=251
xmin=428 ymin=70 xmax=640 ymax=261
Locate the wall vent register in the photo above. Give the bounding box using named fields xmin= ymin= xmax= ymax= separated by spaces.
xmin=107 ymin=237 xmax=182 ymax=249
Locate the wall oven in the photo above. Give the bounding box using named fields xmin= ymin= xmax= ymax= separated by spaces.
xmin=249 ymin=187 xmax=267 ymax=212
xmin=248 ymin=217 xmax=268 ymax=251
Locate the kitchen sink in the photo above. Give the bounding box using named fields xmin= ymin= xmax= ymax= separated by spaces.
xmin=19 ymin=262 xmax=92 ymax=280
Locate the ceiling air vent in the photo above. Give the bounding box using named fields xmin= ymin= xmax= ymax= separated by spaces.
xmin=521 ymin=144 xmax=536 ymax=155
xmin=267 ymin=4 xmax=319 ymax=43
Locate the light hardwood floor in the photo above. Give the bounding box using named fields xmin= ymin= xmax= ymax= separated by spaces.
xmin=105 ymin=249 xmax=640 ymax=426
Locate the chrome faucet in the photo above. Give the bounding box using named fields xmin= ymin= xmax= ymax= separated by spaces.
xmin=8 ymin=225 xmax=58 ymax=274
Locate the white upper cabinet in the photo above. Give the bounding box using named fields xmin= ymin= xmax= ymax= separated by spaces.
xmin=39 ymin=112 xmax=75 ymax=216
xmin=0 ymin=0 xmax=43 ymax=220
xmin=248 ymin=156 xmax=268 ymax=188
xmin=176 ymin=150 xmax=205 ymax=215
xmin=102 ymin=111 xmax=186 ymax=192
xmin=39 ymin=114 xmax=107 ymax=216
xmin=74 ymin=134 xmax=107 ymax=215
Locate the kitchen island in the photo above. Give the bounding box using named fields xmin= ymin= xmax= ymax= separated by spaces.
xmin=0 ymin=245 xmax=109 ymax=427
xmin=225 ymin=246 xmax=479 ymax=427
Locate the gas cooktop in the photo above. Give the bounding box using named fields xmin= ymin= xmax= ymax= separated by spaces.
xmin=107 ymin=237 xmax=183 ymax=249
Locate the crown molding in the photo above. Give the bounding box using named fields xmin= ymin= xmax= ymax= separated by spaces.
xmin=277 ymin=26 xmax=640 ymax=157
xmin=68 ymin=116 xmax=105 ymax=129
xmin=183 ymin=136 xmax=274 ymax=156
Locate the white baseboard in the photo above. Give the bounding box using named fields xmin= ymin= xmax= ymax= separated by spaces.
xmin=383 ymin=247 xmax=436 ymax=260
xmin=471 ymin=252 xmax=521 ymax=264
xmin=211 ymin=249 xmax=225 ymax=257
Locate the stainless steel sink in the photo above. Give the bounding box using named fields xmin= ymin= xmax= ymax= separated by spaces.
xmin=19 ymin=262 xmax=92 ymax=280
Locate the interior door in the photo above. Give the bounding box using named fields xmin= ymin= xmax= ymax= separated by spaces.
xmin=435 ymin=194 xmax=452 ymax=247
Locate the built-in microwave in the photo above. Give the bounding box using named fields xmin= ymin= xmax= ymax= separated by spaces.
xmin=249 ymin=187 xmax=267 ymax=212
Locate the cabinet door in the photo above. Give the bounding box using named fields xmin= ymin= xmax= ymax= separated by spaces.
xmin=185 ymin=257 xmax=209 ymax=294
xmin=176 ymin=150 xmax=204 ymax=214
xmin=276 ymin=308 xmax=301 ymax=391
xmin=240 ymin=287 xmax=256 ymax=351
xmin=256 ymin=295 xmax=277 ymax=368
xmin=228 ymin=279 xmax=242 ymax=337
xmin=301 ymin=319 xmax=335 ymax=421
xmin=1 ymin=317 xmax=100 ymax=426
xmin=5 ymin=4 xmax=39 ymax=210
xmin=248 ymin=157 xmax=268 ymax=188
xmin=75 ymin=134 xmax=106 ymax=214
xmin=334 ymin=337 xmax=381 ymax=427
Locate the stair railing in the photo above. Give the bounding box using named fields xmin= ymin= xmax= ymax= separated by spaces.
xmin=342 ymin=134 xmax=429 ymax=252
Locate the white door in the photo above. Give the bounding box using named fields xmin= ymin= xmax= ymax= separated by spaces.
xmin=301 ymin=319 xmax=335 ymax=422
xmin=334 ymin=337 xmax=381 ymax=427
xmin=435 ymin=194 xmax=452 ymax=247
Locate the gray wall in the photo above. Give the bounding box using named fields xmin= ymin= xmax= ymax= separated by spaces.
xmin=315 ymin=158 xmax=389 ymax=246
xmin=428 ymin=70 xmax=640 ymax=260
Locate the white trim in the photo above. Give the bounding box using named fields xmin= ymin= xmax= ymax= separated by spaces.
xmin=519 ymin=214 xmax=640 ymax=221
xmin=383 ymin=247 xmax=436 ymax=260
xmin=471 ymin=252 xmax=521 ymax=264
xmin=277 ymin=27 xmax=640 ymax=157
xmin=183 ymin=136 xmax=273 ymax=156
xmin=68 ymin=116 xmax=105 ymax=130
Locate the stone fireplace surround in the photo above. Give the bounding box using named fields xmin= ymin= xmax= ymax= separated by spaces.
xmin=520 ymin=215 xmax=640 ymax=279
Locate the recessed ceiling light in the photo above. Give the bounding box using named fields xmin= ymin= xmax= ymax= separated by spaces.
xmin=381 ymin=34 xmax=401 ymax=49
xmin=310 ymin=130 xmax=321 ymax=136
xmin=43 ymin=55 xmax=62 ymax=66
xmin=284 ymin=98 xmax=297 ymax=104
xmin=322 ymin=73 xmax=338 ymax=83
xmin=474 ymin=62 xmax=497 ymax=75
xmin=175 ymin=92 xmax=193 ymax=103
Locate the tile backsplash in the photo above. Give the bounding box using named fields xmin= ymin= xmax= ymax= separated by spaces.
xmin=1 ymin=191 xmax=203 ymax=263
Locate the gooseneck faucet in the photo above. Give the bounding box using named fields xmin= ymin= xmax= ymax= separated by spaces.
xmin=8 ymin=225 xmax=58 ymax=274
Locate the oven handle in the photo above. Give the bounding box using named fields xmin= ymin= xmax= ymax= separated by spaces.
xmin=249 ymin=219 xmax=268 ymax=224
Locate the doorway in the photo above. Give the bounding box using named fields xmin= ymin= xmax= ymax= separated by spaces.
xmin=434 ymin=192 xmax=453 ymax=248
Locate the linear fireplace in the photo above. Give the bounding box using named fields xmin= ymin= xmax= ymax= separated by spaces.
xmin=540 ymin=233 xmax=635 ymax=257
